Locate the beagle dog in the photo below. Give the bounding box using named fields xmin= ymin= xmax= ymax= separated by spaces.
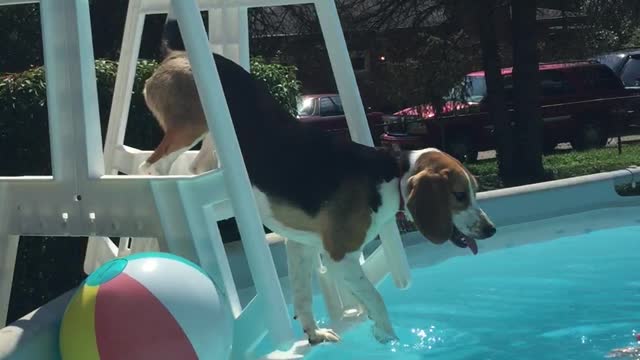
xmin=140 ymin=18 xmax=497 ymax=344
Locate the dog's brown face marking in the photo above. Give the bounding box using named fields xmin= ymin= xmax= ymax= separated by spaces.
xmin=270 ymin=177 xmax=372 ymax=261
xmin=407 ymin=151 xmax=479 ymax=243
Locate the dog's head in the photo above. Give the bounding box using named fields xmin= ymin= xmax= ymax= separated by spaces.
xmin=402 ymin=149 xmax=496 ymax=254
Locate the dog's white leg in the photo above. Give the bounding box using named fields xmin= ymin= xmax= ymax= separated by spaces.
xmin=285 ymin=240 xmax=340 ymax=344
xmin=323 ymin=252 xmax=397 ymax=343
xmin=189 ymin=133 xmax=218 ymax=175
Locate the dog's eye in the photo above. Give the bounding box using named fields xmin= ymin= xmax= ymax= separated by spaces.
xmin=453 ymin=192 xmax=466 ymax=202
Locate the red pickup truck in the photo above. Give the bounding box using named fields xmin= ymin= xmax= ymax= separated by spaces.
xmin=381 ymin=61 xmax=640 ymax=161
xmin=296 ymin=93 xmax=385 ymax=145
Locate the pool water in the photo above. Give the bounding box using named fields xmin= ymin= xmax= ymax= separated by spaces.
xmin=305 ymin=226 xmax=640 ymax=360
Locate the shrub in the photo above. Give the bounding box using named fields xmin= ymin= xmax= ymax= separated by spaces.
xmin=250 ymin=56 xmax=302 ymax=116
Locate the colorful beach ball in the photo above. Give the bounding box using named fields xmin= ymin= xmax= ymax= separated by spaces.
xmin=59 ymin=252 xmax=233 ymax=360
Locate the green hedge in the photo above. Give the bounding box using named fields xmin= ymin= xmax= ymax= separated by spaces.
xmin=1 ymin=57 xmax=300 ymax=324
xmin=250 ymin=56 xmax=302 ymax=116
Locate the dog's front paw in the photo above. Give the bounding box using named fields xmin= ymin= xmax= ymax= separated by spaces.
xmin=307 ymin=328 xmax=340 ymax=345
xmin=138 ymin=161 xmax=159 ymax=176
xmin=372 ymin=324 xmax=398 ymax=343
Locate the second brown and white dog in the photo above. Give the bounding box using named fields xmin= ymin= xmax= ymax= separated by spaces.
xmin=139 ymin=18 xmax=497 ymax=344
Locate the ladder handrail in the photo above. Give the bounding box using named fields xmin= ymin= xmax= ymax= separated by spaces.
xmin=170 ymin=0 xmax=295 ymax=347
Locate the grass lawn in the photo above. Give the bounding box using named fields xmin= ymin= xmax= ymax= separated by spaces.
xmin=467 ymin=143 xmax=640 ymax=191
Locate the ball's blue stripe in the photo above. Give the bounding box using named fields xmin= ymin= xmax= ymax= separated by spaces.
xmin=85 ymin=258 xmax=128 ymax=286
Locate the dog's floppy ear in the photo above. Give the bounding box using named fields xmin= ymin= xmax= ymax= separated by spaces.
xmin=406 ymin=170 xmax=453 ymax=244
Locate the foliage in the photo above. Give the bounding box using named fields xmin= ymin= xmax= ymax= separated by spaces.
xmin=537 ymin=0 xmax=640 ymax=60
xmin=377 ymin=30 xmax=478 ymax=110
xmin=0 ymin=1 xmax=167 ymax=73
xmin=250 ymin=56 xmax=302 ymax=116
xmin=0 ymin=4 xmax=42 ymax=72
xmin=0 ymin=67 xmax=49 ymax=175
xmin=467 ymin=143 xmax=640 ymax=192
xmin=623 ymin=28 xmax=640 ymax=49
xmin=579 ymin=0 xmax=640 ymax=53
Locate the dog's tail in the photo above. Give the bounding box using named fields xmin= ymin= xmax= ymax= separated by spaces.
xmin=160 ymin=16 xmax=185 ymax=57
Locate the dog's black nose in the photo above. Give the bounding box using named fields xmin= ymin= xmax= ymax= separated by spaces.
xmin=484 ymin=226 xmax=496 ymax=238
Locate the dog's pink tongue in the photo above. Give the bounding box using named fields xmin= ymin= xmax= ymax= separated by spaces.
xmin=468 ymin=238 xmax=478 ymax=255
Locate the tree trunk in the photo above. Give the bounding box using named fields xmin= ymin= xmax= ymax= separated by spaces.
xmin=474 ymin=0 xmax=515 ymax=183
xmin=511 ymin=0 xmax=546 ymax=185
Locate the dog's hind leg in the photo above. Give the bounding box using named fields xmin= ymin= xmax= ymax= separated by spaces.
xmin=285 ymin=240 xmax=340 ymax=344
xmin=323 ymin=252 xmax=397 ymax=343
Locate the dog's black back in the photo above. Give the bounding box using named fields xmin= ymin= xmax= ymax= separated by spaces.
xmin=160 ymin=19 xmax=397 ymax=216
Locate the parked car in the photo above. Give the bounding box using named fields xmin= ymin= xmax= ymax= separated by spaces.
xmin=381 ymin=61 xmax=640 ymax=162
xmin=296 ymin=94 xmax=385 ymax=145
xmin=593 ymin=48 xmax=640 ymax=88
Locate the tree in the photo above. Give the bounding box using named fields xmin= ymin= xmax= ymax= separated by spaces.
xmin=510 ymin=0 xmax=546 ymax=185
xmin=580 ymin=0 xmax=640 ymax=51
xmin=471 ymin=0 xmax=515 ymax=182
xmin=0 ymin=4 xmax=42 ymax=72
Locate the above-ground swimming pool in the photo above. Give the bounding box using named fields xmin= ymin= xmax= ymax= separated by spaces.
xmin=302 ymin=217 xmax=640 ymax=359
xmin=2 ymin=171 xmax=640 ymax=360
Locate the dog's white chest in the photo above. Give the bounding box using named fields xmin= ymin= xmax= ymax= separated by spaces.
xmin=364 ymin=179 xmax=401 ymax=241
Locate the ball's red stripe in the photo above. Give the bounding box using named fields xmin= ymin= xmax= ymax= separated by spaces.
xmin=94 ymin=273 xmax=198 ymax=360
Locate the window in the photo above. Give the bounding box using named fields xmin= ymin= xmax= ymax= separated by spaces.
xmin=580 ymin=66 xmax=622 ymax=91
xmin=540 ymin=70 xmax=574 ymax=97
xmin=350 ymin=50 xmax=370 ymax=73
xmin=319 ymin=96 xmax=344 ymax=116
xmin=446 ymin=76 xmax=487 ymax=103
xmin=594 ymin=54 xmax=627 ymax=73
xmin=296 ymin=97 xmax=317 ymax=116
xmin=621 ymin=58 xmax=640 ymax=87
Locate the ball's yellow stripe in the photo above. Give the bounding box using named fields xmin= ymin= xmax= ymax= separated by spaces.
xmin=59 ymin=285 xmax=101 ymax=360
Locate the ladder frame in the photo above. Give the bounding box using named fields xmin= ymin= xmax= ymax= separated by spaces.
xmin=0 ymin=0 xmax=411 ymax=357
